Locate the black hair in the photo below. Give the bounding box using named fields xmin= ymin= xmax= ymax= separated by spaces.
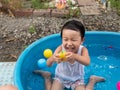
xmin=60 ymin=20 xmax=85 ymax=38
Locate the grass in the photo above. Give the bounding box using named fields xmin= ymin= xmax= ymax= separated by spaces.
xmin=31 ymin=0 xmax=52 ymax=9
xmin=0 ymin=0 xmax=23 ymax=10
xmin=29 ymin=25 xmax=36 ymax=34
xmin=109 ymin=0 xmax=120 ymax=15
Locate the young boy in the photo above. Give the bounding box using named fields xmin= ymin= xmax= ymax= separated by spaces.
xmin=34 ymin=20 xmax=105 ymax=90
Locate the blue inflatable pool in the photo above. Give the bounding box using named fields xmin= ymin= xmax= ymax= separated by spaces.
xmin=14 ymin=31 xmax=120 ymax=90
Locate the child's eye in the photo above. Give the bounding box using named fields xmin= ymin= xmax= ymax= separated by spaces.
xmin=63 ymin=38 xmax=68 ymax=41
xmin=63 ymin=39 xmax=67 ymax=41
xmin=72 ymin=40 xmax=77 ymax=41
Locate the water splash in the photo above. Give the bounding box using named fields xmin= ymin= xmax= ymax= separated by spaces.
xmin=97 ymin=55 xmax=108 ymax=61
xmin=109 ymin=65 xmax=118 ymax=69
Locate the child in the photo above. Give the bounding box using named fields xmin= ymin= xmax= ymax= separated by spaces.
xmin=33 ymin=20 xmax=105 ymax=90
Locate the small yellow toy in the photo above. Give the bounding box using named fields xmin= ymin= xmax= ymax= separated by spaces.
xmin=43 ymin=49 xmax=53 ymax=58
xmin=59 ymin=51 xmax=66 ymax=62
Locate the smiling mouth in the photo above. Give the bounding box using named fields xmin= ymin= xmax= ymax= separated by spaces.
xmin=65 ymin=47 xmax=74 ymax=52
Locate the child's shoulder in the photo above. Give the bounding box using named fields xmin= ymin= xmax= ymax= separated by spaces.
xmin=81 ymin=45 xmax=88 ymax=52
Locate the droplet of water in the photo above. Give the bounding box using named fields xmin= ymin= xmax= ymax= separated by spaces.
xmin=27 ymin=86 xmax=32 ymax=90
xmin=109 ymin=65 xmax=114 ymax=68
xmin=97 ymin=55 xmax=108 ymax=61
xmin=109 ymin=65 xmax=118 ymax=69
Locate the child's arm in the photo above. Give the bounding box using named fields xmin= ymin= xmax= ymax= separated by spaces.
xmin=74 ymin=47 xmax=90 ymax=66
xmin=46 ymin=45 xmax=62 ymax=66
xmin=66 ymin=47 xmax=90 ymax=66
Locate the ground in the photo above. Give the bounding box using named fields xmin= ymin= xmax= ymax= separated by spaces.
xmin=0 ymin=10 xmax=120 ymax=62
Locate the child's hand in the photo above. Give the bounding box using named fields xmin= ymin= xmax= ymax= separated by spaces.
xmin=52 ymin=51 xmax=75 ymax=63
xmin=57 ymin=51 xmax=75 ymax=63
xmin=65 ymin=52 xmax=75 ymax=63
xmin=52 ymin=53 xmax=62 ymax=63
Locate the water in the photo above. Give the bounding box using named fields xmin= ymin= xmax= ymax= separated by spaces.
xmin=84 ymin=44 xmax=120 ymax=90
xmin=25 ymin=44 xmax=120 ymax=90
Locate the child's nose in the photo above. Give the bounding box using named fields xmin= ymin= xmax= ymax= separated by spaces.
xmin=67 ymin=41 xmax=72 ymax=46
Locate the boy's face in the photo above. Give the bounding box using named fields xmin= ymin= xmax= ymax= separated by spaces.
xmin=62 ymin=29 xmax=84 ymax=53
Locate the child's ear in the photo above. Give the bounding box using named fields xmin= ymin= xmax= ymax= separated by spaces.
xmin=82 ymin=37 xmax=85 ymax=42
xmin=81 ymin=37 xmax=85 ymax=44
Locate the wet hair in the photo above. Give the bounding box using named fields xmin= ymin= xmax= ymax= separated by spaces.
xmin=60 ymin=20 xmax=85 ymax=38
